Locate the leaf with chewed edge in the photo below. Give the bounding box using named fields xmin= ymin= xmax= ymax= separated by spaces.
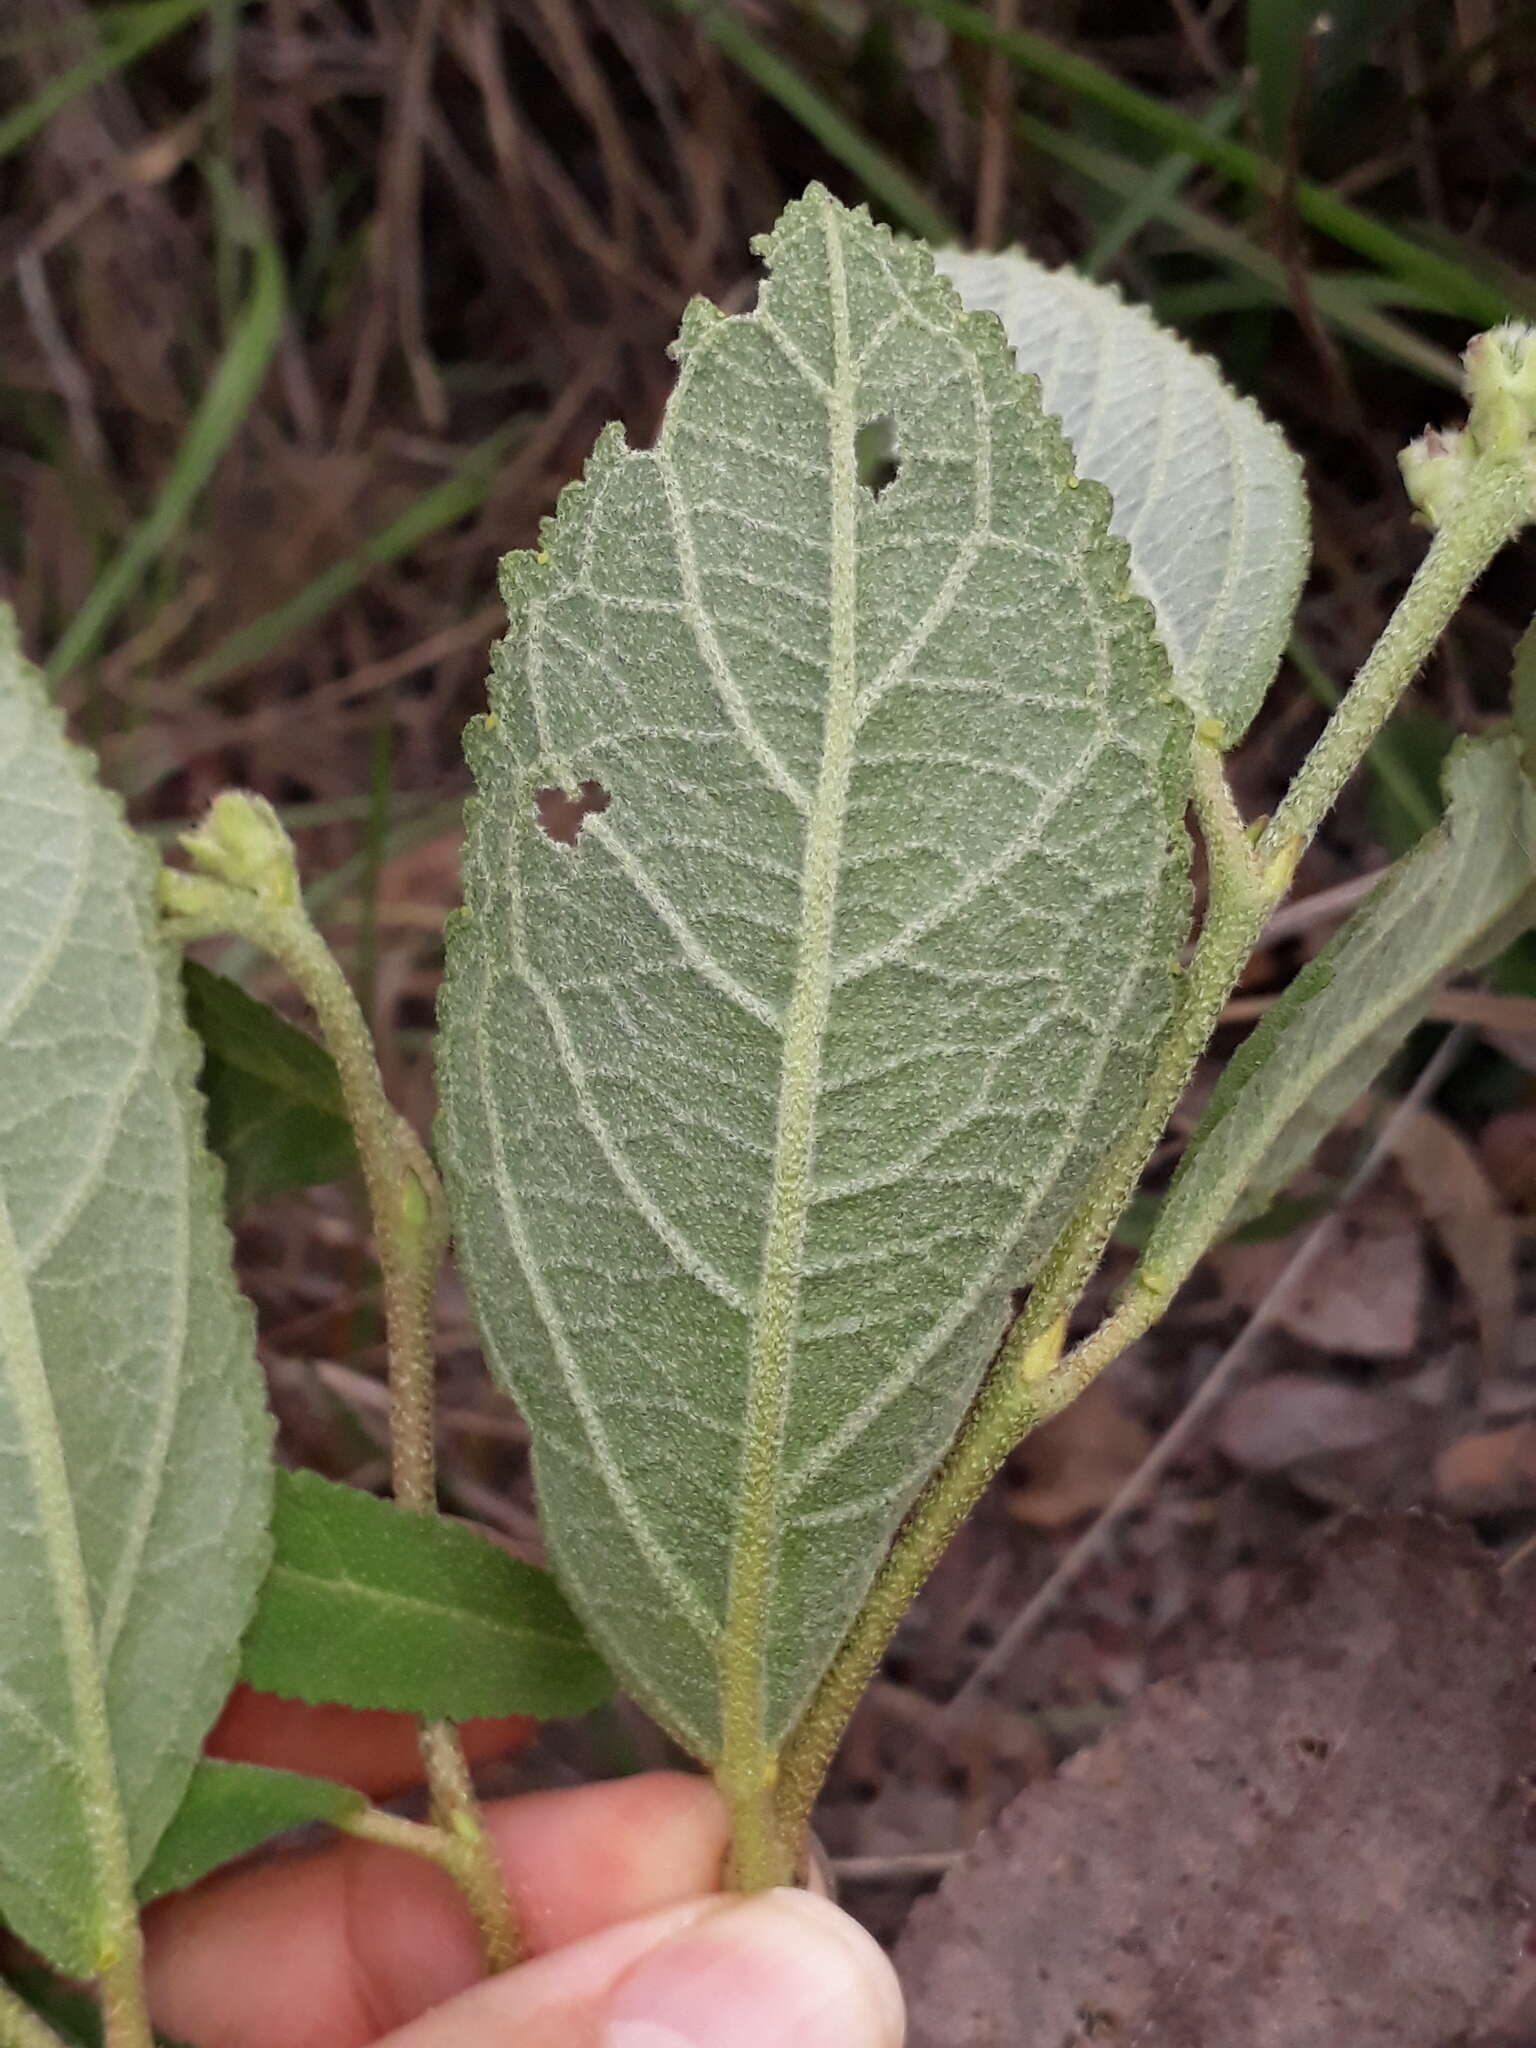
xmin=438 ymin=186 xmax=1189 ymax=1764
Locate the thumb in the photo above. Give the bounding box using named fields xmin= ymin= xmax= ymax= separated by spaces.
xmin=380 ymin=1888 xmax=905 ymax=2048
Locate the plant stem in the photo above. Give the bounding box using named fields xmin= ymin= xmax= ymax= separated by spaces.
xmin=0 ymin=1984 xmax=71 ymax=2048
xmin=778 ymin=461 xmax=1531 ymax=1838
xmin=97 ymin=1953 xmax=153 ymax=2048
xmin=1261 ymin=462 xmax=1531 ymax=862
xmin=161 ymin=829 xmax=519 ymax=1973
xmin=242 ymin=912 xmax=519 ymax=1970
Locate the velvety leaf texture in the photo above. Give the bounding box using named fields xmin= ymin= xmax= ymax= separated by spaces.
xmin=238 ymin=1469 xmax=612 ymax=1721
xmin=1148 ymin=734 xmax=1536 ymax=1293
xmin=938 ymin=247 xmax=1308 ymax=746
xmin=438 ymin=188 xmax=1189 ymax=1760
xmin=0 ymin=616 xmax=271 ymax=1973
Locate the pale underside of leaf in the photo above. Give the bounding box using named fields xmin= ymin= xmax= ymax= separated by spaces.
xmin=1149 ymin=734 xmax=1536 ymax=1292
xmin=937 ymin=247 xmax=1308 ymax=746
xmin=0 ymin=619 xmax=271 ymax=1972
xmin=439 ymin=187 xmax=1189 ymax=1761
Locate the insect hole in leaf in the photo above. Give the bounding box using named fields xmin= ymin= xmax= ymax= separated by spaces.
xmin=533 ymin=778 xmax=611 ymax=847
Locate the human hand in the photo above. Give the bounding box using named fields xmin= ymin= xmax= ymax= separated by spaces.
xmin=146 ymin=1691 xmax=905 ymax=2048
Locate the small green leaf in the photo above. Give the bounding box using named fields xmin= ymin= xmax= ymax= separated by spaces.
xmin=1146 ymin=734 xmax=1536 ymax=1295
xmin=439 ymin=187 xmax=1189 ymax=1762
xmin=938 ymin=246 xmax=1308 ymax=745
xmin=0 ymin=612 xmax=272 ymax=1974
xmin=137 ymin=1759 xmax=362 ymax=1903
xmin=182 ymin=961 xmax=356 ymax=1209
xmin=239 ymin=1469 xmax=613 ymax=1721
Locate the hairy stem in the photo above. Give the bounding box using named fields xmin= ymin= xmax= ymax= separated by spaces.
xmin=98 ymin=1952 xmax=154 ymax=2048
xmin=160 ymin=821 xmax=519 ymax=1973
xmin=779 ymin=458 xmax=1531 ymax=1839
xmin=1261 ymin=461 xmax=1530 ymax=862
xmin=0 ymin=1985 xmax=70 ymax=2048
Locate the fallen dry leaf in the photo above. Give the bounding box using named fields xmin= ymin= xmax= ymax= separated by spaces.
xmin=1435 ymin=1420 xmax=1536 ymax=1515
xmin=1006 ymin=1378 xmax=1154 ymax=1530
xmin=1480 ymin=1109 xmax=1536 ymax=1214
xmin=1390 ymin=1104 xmax=1515 ymax=1372
xmin=1217 ymin=1374 xmax=1410 ymax=1471
xmin=1215 ymin=1374 xmax=1429 ymax=1508
xmin=1272 ymin=1215 xmax=1424 ymax=1358
xmin=897 ymin=1516 xmax=1532 ymax=2047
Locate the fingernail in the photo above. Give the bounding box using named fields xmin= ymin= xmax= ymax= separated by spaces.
xmin=603 ymin=1888 xmax=904 ymax=2048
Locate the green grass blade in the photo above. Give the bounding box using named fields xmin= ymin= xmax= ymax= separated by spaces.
xmin=1016 ymin=114 xmax=1461 ymax=389
xmin=663 ymin=0 xmax=955 ymax=244
xmin=0 ymin=0 xmax=209 ymax=163
xmin=1080 ymin=88 xmax=1243 ymax=278
xmin=46 ymin=227 xmax=286 ymax=682
xmin=173 ymin=425 xmax=519 ymax=695
xmin=898 ymin=0 xmax=1518 ymax=323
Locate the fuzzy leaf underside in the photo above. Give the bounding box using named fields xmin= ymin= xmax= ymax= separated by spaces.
xmin=238 ymin=1470 xmax=613 ymax=1721
xmin=439 ymin=188 xmax=1189 ymax=1760
xmin=1148 ymin=735 xmax=1536 ymax=1292
xmin=183 ymin=962 xmax=356 ymax=1210
xmin=0 ymin=617 xmax=271 ymax=1972
xmin=136 ymin=1759 xmax=362 ymax=1902
xmin=938 ymin=247 xmax=1308 ymax=745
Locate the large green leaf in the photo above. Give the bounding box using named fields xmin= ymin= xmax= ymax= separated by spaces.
xmin=182 ymin=961 xmax=356 ymax=1210
xmin=0 ymin=615 xmax=271 ymax=1973
xmin=1147 ymin=734 xmax=1536 ymax=1293
xmin=438 ymin=187 xmax=1189 ymax=1761
xmin=137 ymin=1759 xmax=362 ymax=1902
xmin=937 ymin=246 xmax=1308 ymax=746
xmin=238 ymin=1469 xmax=613 ymax=1720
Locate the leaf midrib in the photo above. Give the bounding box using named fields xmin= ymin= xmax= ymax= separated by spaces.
xmin=262 ymin=1557 xmax=588 ymax=1652
xmin=717 ymin=203 xmax=865 ymax=1784
xmin=0 ymin=1175 xmax=135 ymax=1969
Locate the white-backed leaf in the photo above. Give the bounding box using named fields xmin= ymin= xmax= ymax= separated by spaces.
xmin=1147 ymin=734 xmax=1536 ymax=1294
xmin=0 ymin=616 xmax=272 ymax=1973
xmin=938 ymin=247 xmax=1308 ymax=746
xmin=439 ymin=187 xmax=1189 ymax=1761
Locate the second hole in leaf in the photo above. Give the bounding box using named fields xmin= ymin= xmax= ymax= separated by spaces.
xmin=855 ymin=415 xmax=901 ymax=498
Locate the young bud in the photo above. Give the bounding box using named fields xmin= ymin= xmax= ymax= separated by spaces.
xmin=1463 ymin=322 xmax=1536 ymax=462
xmin=1398 ymin=426 xmax=1475 ymax=530
xmin=178 ymin=791 xmax=300 ymax=911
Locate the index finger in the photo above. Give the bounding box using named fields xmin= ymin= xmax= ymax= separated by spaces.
xmin=206 ymin=1684 xmax=533 ymax=1798
xmin=146 ymin=1773 xmax=729 ymax=2048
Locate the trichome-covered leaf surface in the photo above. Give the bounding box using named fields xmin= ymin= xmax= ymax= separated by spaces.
xmin=440 ymin=188 xmax=1188 ymax=1759
xmin=0 ymin=617 xmax=271 ymax=1972
xmin=1148 ymin=734 xmax=1536 ymax=1291
xmin=938 ymin=248 xmax=1308 ymax=746
xmin=238 ymin=1469 xmax=613 ymax=1721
